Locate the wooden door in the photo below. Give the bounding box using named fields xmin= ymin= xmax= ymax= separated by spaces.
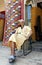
xmin=0 ymin=11 xmax=5 ymax=41
xmin=0 ymin=19 xmax=4 ymax=41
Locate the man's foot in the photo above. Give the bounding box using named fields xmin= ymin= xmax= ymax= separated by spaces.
xmin=9 ymin=55 xmax=16 ymax=63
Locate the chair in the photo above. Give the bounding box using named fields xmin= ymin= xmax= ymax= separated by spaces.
xmin=22 ymin=37 xmax=32 ymax=56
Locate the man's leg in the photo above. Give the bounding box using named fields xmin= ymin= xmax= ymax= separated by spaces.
xmin=11 ymin=42 xmax=15 ymax=56
xmin=9 ymin=41 xmax=16 ymax=63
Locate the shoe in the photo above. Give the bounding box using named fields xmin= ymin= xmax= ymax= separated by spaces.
xmin=9 ymin=56 xmax=16 ymax=63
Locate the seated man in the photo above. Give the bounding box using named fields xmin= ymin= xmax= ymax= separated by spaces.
xmin=8 ymin=19 xmax=32 ymax=63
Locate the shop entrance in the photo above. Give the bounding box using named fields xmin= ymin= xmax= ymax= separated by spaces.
xmin=0 ymin=11 xmax=5 ymax=42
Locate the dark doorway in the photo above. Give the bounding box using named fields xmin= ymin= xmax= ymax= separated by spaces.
xmin=37 ymin=2 xmax=42 ymax=9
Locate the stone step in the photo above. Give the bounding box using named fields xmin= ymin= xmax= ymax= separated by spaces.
xmin=32 ymin=47 xmax=42 ymax=52
xmin=32 ymin=41 xmax=42 ymax=52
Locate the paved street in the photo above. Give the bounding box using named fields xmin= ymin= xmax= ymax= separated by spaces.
xmin=0 ymin=44 xmax=42 ymax=65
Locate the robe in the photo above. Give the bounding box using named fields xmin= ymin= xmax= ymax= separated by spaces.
xmin=8 ymin=26 xmax=32 ymax=49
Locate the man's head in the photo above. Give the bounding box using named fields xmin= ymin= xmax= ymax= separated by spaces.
xmin=18 ymin=19 xmax=24 ymax=28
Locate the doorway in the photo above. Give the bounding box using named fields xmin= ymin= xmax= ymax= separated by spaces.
xmin=0 ymin=11 xmax=5 ymax=42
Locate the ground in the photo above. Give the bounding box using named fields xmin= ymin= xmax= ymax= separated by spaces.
xmin=0 ymin=44 xmax=42 ymax=65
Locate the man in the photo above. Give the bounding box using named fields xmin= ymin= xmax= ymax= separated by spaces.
xmin=8 ymin=19 xmax=32 ymax=63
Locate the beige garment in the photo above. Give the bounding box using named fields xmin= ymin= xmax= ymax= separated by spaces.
xmin=22 ymin=26 xmax=32 ymax=38
xmin=8 ymin=26 xmax=32 ymax=49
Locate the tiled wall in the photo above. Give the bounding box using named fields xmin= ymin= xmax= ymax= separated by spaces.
xmin=3 ymin=0 xmax=24 ymax=46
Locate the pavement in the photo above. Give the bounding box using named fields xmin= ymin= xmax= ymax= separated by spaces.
xmin=0 ymin=42 xmax=42 ymax=65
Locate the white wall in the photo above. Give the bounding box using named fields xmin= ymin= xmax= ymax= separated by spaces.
xmin=32 ymin=0 xmax=42 ymax=2
xmin=24 ymin=0 xmax=26 ymax=4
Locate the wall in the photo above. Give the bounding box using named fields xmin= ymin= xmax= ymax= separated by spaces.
xmin=3 ymin=0 xmax=24 ymax=46
xmin=21 ymin=0 xmax=24 ymax=19
xmin=0 ymin=0 xmax=5 ymax=12
xmin=34 ymin=0 xmax=42 ymax=3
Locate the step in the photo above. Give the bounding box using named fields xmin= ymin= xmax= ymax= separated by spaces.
xmin=32 ymin=47 xmax=42 ymax=52
xmin=32 ymin=41 xmax=42 ymax=52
